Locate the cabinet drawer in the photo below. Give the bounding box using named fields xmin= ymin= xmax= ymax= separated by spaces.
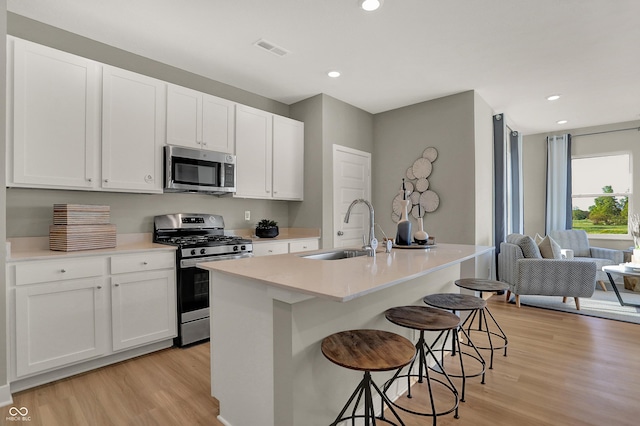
xmin=15 ymin=257 xmax=106 ymax=286
xmin=253 ymin=242 xmax=289 ymax=256
xmin=111 ymin=251 xmax=175 ymax=274
xmin=289 ymin=239 xmax=319 ymax=253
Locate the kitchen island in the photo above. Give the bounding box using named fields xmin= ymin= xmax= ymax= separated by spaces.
xmin=198 ymin=243 xmax=492 ymax=426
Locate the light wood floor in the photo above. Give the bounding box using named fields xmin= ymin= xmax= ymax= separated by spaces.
xmin=6 ymin=295 xmax=640 ymax=426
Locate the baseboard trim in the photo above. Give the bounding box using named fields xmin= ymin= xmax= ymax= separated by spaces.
xmin=9 ymin=340 xmax=173 ymax=393
xmin=0 ymin=383 xmax=13 ymax=408
xmin=217 ymin=415 xmax=233 ymax=426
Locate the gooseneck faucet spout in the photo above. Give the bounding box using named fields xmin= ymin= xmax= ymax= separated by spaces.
xmin=344 ymin=199 xmax=378 ymax=256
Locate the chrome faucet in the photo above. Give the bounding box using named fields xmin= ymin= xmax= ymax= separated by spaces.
xmin=344 ymin=199 xmax=378 ymax=257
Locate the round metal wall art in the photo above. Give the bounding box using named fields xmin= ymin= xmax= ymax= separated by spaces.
xmin=392 ymin=147 xmax=440 ymax=223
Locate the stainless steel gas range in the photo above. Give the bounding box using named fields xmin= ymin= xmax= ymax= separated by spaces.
xmin=153 ymin=213 xmax=253 ymax=346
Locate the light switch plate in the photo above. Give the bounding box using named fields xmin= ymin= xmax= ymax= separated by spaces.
xmin=245 ymin=211 xmax=251 ymax=221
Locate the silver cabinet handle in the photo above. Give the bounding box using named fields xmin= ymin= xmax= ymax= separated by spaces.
xmin=114 ymin=283 xmax=119 ymax=287
xmin=87 ymin=178 xmax=92 ymax=182
xmin=337 ymin=231 xmax=344 ymax=236
xmin=61 ymin=269 xmax=66 ymax=273
xmin=97 ymin=285 xmax=102 ymax=289
xmin=143 ymin=261 xmax=148 ymax=265
xmin=104 ymin=179 xmax=109 ymax=183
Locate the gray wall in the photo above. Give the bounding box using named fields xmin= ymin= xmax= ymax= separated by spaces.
xmin=6 ymin=188 xmax=291 ymax=237
xmin=373 ymin=91 xmax=479 ymax=244
xmin=289 ymin=95 xmax=323 ymax=232
xmin=289 ymin=94 xmax=373 ymax=248
xmin=1 ymin=0 xmax=8 ymax=390
xmin=523 ymin=120 xmax=640 ymax=250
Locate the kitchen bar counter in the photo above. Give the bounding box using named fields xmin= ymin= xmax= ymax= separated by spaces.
xmin=201 ymin=243 xmax=490 ymax=302
xmin=199 ymin=243 xmax=492 ymax=426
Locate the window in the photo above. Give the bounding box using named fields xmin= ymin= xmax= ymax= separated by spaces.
xmin=571 ymin=153 xmax=632 ymax=235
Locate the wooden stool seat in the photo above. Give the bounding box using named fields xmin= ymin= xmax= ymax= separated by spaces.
xmin=423 ymin=293 xmax=487 ymax=311
xmin=423 ymin=293 xmax=487 ymax=402
xmin=322 ymin=329 xmax=416 ymax=372
xmin=455 ymin=278 xmax=509 ymax=293
xmin=382 ymin=306 xmax=461 ymax=423
xmin=322 ymin=329 xmax=416 ymax=426
xmin=385 ymin=306 xmax=461 ymax=331
xmin=454 ymin=279 xmax=509 ymax=370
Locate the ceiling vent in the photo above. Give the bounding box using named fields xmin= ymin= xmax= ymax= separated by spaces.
xmin=254 ymin=39 xmax=289 ymax=57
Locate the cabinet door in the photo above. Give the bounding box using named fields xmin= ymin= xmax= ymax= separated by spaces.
xmin=166 ymin=84 xmax=202 ymax=149
xmin=9 ymin=38 xmax=99 ymax=189
xmin=273 ymin=116 xmax=304 ymax=200
xmin=102 ymin=66 xmax=165 ymax=193
xmin=111 ymin=270 xmax=177 ymax=351
xmin=235 ymin=105 xmax=273 ymax=198
xmin=15 ymin=278 xmax=108 ymax=377
xmin=202 ymin=94 xmax=235 ymax=153
xmin=289 ymin=239 xmax=319 ymax=253
xmin=252 ymin=242 xmax=289 ymax=256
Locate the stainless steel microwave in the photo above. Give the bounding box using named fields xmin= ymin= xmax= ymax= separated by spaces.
xmin=164 ymin=145 xmax=236 ymax=195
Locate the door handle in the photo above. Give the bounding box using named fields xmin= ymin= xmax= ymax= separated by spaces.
xmin=337 ymin=231 xmax=344 ymax=236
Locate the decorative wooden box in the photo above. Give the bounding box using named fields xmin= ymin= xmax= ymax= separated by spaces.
xmin=53 ymin=204 xmax=111 ymax=225
xmin=49 ymin=204 xmax=116 ymax=251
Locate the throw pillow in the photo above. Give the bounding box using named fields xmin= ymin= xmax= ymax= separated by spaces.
xmin=534 ymin=233 xmax=544 ymax=244
xmin=506 ymin=234 xmax=542 ymax=259
xmin=538 ymin=235 xmax=563 ymax=259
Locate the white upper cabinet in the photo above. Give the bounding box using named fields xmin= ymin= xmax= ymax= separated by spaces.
xmin=102 ymin=65 xmax=165 ymax=193
xmin=166 ymin=84 xmax=235 ymax=153
xmin=7 ymin=38 xmax=166 ymax=194
xmin=8 ymin=37 xmax=100 ymax=189
xmin=235 ymin=104 xmax=274 ymax=199
xmin=273 ymin=115 xmax=304 ymax=200
xmin=235 ymin=105 xmax=304 ymax=200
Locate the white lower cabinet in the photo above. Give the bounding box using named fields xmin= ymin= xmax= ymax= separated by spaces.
xmin=288 ymin=239 xmax=319 ymax=253
xmin=111 ymin=270 xmax=176 ymax=351
xmin=9 ymin=250 xmax=176 ymax=381
xmin=15 ymin=278 xmax=108 ymax=377
xmin=253 ymin=238 xmax=319 ymax=256
xmin=252 ymin=241 xmax=289 ymax=257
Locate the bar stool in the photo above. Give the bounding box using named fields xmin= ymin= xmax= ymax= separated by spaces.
xmin=383 ymin=306 xmax=461 ymax=425
xmin=322 ymin=329 xmax=416 ymax=426
xmin=423 ymin=293 xmax=487 ymax=402
xmin=455 ymin=278 xmax=509 ymax=369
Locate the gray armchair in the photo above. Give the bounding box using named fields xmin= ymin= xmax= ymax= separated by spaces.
xmin=498 ymin=233 xmax=597 ymax=310
xmin=548 ymin=230 xmax=624 ymax=291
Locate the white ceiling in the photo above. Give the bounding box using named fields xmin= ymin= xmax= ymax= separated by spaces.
xmin=7 ymin=0 xmax=640 ymax=135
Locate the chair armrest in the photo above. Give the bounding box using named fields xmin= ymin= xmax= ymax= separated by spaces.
xmin=515 ymin=259 xmax=596 ymax=297
xmin=590 ymin=247 xmax=624 ymax=264
xmin=561 ymin=249 xmax=574 ymax=259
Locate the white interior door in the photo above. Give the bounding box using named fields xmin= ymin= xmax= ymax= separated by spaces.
xmin=333 ymin=145 xmax=372 ymax=248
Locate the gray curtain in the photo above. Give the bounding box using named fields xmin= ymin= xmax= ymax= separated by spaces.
xmin=494 ymin=114 xmax=523 ymax=271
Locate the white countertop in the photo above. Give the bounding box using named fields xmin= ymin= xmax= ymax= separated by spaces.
xmin=199 ymin=243 xmax=493 ymax=302
xmin=6 ymin=233 xmax=176 ymax=262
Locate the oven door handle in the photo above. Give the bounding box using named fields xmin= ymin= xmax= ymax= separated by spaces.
xmin=181 ymin=253 xmax=253 ymax=268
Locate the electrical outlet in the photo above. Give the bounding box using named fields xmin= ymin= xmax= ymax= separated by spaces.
xmin=245 ymin=211 xmax=251 ymax=221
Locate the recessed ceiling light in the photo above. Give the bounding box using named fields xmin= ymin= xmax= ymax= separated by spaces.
xmin=328 ymin=71 xmax=341 ymax=78
xmin=360 ymin=0 xmax=382 ymax=12
xmin=557 ymin=120 xmax=568 ymax=124
xmin=547 ymin=94 xmax=561 ymax=101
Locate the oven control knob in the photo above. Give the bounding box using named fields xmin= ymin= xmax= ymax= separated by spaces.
xmin=190 ymin=249 xmax=196 ymax=256
xmin=200 ymin=248 xmax=206 ymax=255
xmin=241 ymin=245 xmax=246 ymax=251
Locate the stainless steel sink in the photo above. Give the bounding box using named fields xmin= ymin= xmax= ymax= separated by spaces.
xmin=299 ymin=249 xmax=371 ymax=260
